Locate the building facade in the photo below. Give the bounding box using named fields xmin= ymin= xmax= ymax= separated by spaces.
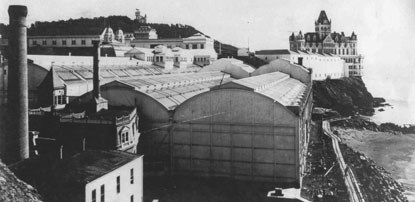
xmin=289 ymin=10 xmax=364 ymax=77
xmin=255 ymin=49 xmax=347 ymax=80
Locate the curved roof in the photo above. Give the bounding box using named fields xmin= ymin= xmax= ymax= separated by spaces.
xmin=253 ymin=59 xmax=311 ymax=84
xmin=101 ymin=71 xmax=233 ymax=110
xmin=201 ymin=58 xmax=255 ymax=79
xmin=216 ymin=71 xmax=310 ymax=110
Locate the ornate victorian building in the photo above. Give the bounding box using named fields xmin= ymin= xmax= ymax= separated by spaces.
xmin=289 ymin=10 xmax=364 ymax=76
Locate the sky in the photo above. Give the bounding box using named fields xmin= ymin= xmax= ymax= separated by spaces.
xmin=1 ymin=0 xmax=415 ymax=101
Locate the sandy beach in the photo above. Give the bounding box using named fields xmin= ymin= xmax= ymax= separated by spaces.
xmin=333 ymin=127 xmax=415 ymax=201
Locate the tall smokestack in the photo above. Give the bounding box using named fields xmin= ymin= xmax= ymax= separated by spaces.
xmin=4 ymin=5 xmax=29 ymax=164
xmin=92 ymin=40 xmax=100 ymax=98
xmin=91 ymin=40 xmax=107 ymax=112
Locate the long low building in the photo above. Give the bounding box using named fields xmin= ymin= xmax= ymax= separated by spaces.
xmin=0 ymin=55 xmax=204 ymax=107
xmin=255 ymin=49 xmax=347 ymax=80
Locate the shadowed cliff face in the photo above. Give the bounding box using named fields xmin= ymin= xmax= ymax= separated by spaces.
xmin=313 ymin=77 xmax=375 ymax=116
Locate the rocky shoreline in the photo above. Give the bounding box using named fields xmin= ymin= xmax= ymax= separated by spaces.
xmin=332 ymin=116 xmax=415 ymax=134
xmin=340 ymin=143 xmax=409 ymax=202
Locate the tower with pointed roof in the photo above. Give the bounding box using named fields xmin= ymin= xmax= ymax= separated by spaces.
xmin=315 ymin=10 xmax=331 ymax=38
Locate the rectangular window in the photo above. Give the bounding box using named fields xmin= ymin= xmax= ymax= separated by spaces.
xmin=130 ymin=168 xmax=134 ymax=184
xmin=100 ymin=185 xmax=105 ymax=202
xmin=32 ymin=40 xmax=37 ymax=45
xmin=52 ymin=40 xmax=57 ymax=45
xmin=130 ymin=195 xmax=134 ymax=202
xmin=62 ymin=40 xmax=67 ymax=45
xmin=92 ymin=189 xmax=96 ymax=202
xmin=81 ymin=40 xmax=86 ymax=45
xmin=42 ymin=40 xmax=47 ymax=45
xmin=201 ymin=44 xmax=204 ymax=49
xmin=116 ymin=176 xmax=120 ymax=193
xmin=192 ymin=44 xmax=197 ymax=49
xmin=72 ymin=40 xmax=76 ymax=45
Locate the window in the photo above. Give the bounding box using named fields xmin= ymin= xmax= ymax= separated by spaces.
xmin=54 ymin=95 xmax=65 ymax=105
xmin=92 ymin=189 xmax=96 ymax=202
xmin=81 ymin=40 xmax=86 ymax=45
xmin=62 ymin=40 xmax=67 ymax=45
xmin=100 ymin=185 xmax=105 ymax=202
xmin=42 ymin=40 xmax=47 ymax=45
xmin=192 ymin=44 xmax=197 ymax=49
xmin=130 ymin=168 xmax=134 ymax=184
xmin=52 ymin=40 xmax=57 ymax=45
xmin=130 ymin=195 xmax=134 ymax=202
xmin=72 ymin=40 xmax=76 ymax=45
xmin=116 ymin=176 xmax=120 ymax=193
xmin=186 ymin=44 xmax=190 ymax=49
xmin=201 ymin=44 xmax=204 ymax=49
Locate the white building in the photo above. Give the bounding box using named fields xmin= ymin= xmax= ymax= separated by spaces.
xmin=255 ymin=49 xmax=347 ymax=80
xmin=153 ymin=45 xmax=174 ymax=70
xmin=11 ymin=150 xmax=144 ymax=202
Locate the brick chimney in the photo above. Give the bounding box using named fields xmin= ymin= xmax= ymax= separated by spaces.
xmin=3 ymin=5 xmax=29 ymax=164
xmin=91 ymin=40 xmax=108 ymax=113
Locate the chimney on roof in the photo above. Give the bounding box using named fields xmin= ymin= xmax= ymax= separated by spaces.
xmin=297 ymin=57 xmax=303 ymax=66
xmin=91 ymin=40 xmax=108 ymax=113
xmin=3 ymin=5 xmax=29 ymax=164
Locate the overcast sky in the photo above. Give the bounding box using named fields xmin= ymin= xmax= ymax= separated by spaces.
xmin=1 ymin=0 xmax=414 ymax=101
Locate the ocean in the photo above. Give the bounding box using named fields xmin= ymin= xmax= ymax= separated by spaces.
xmin=367 ymin=99 xmax=415 ymax=201
xmin=369 ymin=99 xmax=415 ymax=126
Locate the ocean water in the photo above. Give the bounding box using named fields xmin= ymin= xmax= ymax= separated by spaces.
xmin=369 ymin=99 xmax=415 ymax=126
xmin=366 ymin=99 xmax=415 ymax=201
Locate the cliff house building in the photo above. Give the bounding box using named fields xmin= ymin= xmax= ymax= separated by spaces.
xmin=289 ymin=10 xmax=364 ymax=77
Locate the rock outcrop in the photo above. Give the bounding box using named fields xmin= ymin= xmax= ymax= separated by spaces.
xmin=313 ymin=77 xmax=376 ymax=116
xmin=0 ymin=160 xmax=43 ymax=202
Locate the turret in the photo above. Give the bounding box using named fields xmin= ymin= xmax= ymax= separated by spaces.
xmin=315 ymin=10 xmax=331 ymax=38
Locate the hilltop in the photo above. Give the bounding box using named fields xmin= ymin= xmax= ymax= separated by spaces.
xmin=0 ymin=15 xmax=239 ymax=57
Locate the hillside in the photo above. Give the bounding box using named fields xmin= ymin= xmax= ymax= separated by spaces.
xmin=313 ymin=77 xmax=377 ymax=116
xmin=1 ymin=15 xmax=201 ymax=39
xmin=0 ymin=15 xmax=239 ymax=57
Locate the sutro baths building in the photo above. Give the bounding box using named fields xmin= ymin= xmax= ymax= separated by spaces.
xmin=289 ymin=10 xmax=364 ymax=77
xmin=75 ymin=66 xmax=313 ymax=187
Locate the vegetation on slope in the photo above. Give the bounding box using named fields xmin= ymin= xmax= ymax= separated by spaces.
xmin=313 ymin=77 xmax=376 ymax=116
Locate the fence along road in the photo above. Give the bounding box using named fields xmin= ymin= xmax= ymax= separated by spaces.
xmin=322 ymin=120 xmax=365 ymax=202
